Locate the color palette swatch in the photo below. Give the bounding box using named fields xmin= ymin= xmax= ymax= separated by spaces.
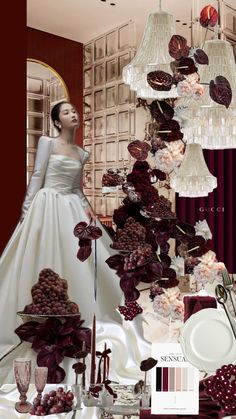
xmin=151 ymin=343 xmax=199 ymax=415
xmin=155 ymin=367 xmax=195 ymax=392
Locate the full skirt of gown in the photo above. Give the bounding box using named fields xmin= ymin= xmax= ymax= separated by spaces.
xmin=0 ymin=154 xmax=151 ymax=385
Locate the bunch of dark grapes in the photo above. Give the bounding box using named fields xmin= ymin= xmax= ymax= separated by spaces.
xmin=29 ymin=387 xmax=74 ymax=415
xmin=144 ymin=195 xmax=176 ymax=219
xmin=23 ymin=268 xmax=79 ymax=315
xmin=204 ymin=364 xmax=236 ymax=414
xmin=112 ymin=217 xmax=146 ymax=251
xmin=118 ymin=301 xmax=143 ymax=320
xmin=124 ymin=244 xmax=153 ymax=271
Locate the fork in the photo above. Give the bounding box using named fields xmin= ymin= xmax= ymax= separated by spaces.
xmin=222 ymin=269 xmax=236 ymax=317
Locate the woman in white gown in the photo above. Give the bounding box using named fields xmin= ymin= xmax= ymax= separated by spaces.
xmin=0 ymin=101 xmax=151 ymax=385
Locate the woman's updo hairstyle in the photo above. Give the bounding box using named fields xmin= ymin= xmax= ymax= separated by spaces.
xmin=51 ymin=101 xmax=69 ymax=132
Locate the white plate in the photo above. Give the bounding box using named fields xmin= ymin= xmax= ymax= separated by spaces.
xmin=180 ymin=308 xmax=236 ymax=372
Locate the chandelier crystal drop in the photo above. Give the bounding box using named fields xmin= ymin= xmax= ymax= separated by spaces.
xmin=170 ymin=143 xmax=217 ymax=197
xmin=122 ymin=10 xmax=178 ymax=99
xmin=179 ymin=39 xmax=236 ymax=149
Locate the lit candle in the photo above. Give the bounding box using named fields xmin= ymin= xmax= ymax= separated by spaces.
xmin=82 ymin=341 xmax=86 ymax=389
xmin=90 ymin=315 xmax=96 ymax=385
xmin=103 ymin=343 xmax=107 ymax=382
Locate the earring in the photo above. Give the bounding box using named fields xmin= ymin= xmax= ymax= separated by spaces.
xmin=58 ymin=123 xmax=62 ymax=129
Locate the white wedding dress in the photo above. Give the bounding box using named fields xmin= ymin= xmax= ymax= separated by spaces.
xmin=0 ymin=136 xmax=151 ymax=385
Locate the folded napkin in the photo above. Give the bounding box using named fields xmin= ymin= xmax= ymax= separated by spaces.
xmin=183 ymin=296 xmax=217 ymax=323
xmin=140 ymin=380 xmax=236 ymax=419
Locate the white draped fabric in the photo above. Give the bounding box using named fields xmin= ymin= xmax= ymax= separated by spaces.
xmin=0 ymin=137 xmax=153 ymax=386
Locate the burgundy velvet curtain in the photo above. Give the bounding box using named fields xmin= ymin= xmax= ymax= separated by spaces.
xmin=176 ymin=149 xmax=236 ymax=273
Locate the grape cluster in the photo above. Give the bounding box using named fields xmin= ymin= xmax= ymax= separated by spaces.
xmin=118 ymin=301 xmax=143 ymax=320
xmin=112 ymin=217 xmax=146 ymax=251
xmin=29 ymin=388 xmax=74 ymax=415
xmin=144 ymin=195 xmax=176 ymax=219
xmin=204 ymin=364 xmax=236 ymax=414
xmin=23 ymin=268 xmax=79 ymax=315
xmin=124 ymin=244 xmax=153 ymax=271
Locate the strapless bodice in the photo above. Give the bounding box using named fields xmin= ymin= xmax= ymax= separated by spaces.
xmin=43 ymin=154 xmax=82 ymax=194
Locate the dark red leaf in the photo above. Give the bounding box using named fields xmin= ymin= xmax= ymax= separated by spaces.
xmin=127 ymin=140 xmax=151 ymax=160
xmin=105 ymin=254 xmax=124 ymax=270
xmin=147 ymin=71 xmax=173 ymax=91
xmin=15 ymin=321 xmax=38 ymax=342
xmin=194 ymin=49 xmax=209 ymax=65
xmin=168 ymin=35 xmax=190 ymax=60
xmin=199 ymin=5 xmax=218 ymax=28
xmin=124 ymin=287 xmax=140 ymax=302
xmin=158 ymin=120 xmax=183 ymax=142
xmin=145 ymin=261 xmax=163 ymax=282
xmin=150 ymin=100 xmax=174 ymax=123
xmin=178 ymin=57 xmax=198 ymax=75
xmin=47 ymin=365 xmax=66 ymax=384
xmin=140 ymin=357 xmax=157 ymax=371
xmin=77 ymin=239 xmax=92 ymax=261
xmin=209 ymin=76 xmax=232 ymax=108
xmin=37 ymin=345 xmax=64 ymax=369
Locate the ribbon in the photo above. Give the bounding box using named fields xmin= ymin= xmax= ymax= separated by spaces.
xmin=96 ymin=348 xmax=111 ymax=384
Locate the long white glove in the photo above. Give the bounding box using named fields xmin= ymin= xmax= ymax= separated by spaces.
xmin=21 ymin=136 xmax=52 ymax=219
xmin=72 ymin=149 xmax=90 ymax=208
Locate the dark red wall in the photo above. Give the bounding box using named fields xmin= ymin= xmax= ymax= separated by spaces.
xmin=27 ymin=27 xmax=83 ymax=146
xmin=0 ymin=24 xmax=83 ymax=254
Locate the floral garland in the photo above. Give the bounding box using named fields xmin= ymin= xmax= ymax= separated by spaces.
xmin=76 ymin=5 xmax=228 ymax=321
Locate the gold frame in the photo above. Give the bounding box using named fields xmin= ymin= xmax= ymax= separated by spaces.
xmin=27 ymin=58 xmax=69 ymax=100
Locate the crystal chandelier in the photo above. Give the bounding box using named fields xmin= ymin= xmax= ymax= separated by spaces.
xmin=180 ymin=39 xmax=236 ymax=149
xmin=170 ymin=143 xmax=217 ymax=197
xmin=122 ymin=1 xmax=178 ymax=99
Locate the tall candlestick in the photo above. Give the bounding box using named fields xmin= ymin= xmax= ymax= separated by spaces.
xmin=103 ymin=343 xmax=107 ymax=382
xmin=90 ymin=315 xmax=96 ymax=385
xmin=82 ymin=341 xmax=86 ymax=389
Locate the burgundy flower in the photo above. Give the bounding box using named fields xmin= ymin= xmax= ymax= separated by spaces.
xmin=156 ymin=253 xmax=172 ymax=269
xmin=74 ymin=222 xmax=102 ymax=240
xmin=194 ymin=49 xmax=209 ymax=65
xmin=74 ymin=222 xmax=102 ymax=262
xmin=158 ymin=120 xmax=183 ymax=142
xmin=178 ymin=58 xmax=198 ymax=75
xmin=178 ymin=236 xmax=209 ymax=258
xmin=150 ymin=100 xmax=174 ymax=124
xmin=72 ymin=362 xmax=86 ymax=375
xmin=186 ymin=236 xmax=210 ymax=258
xmin=209 ymin=76 xmax=232 ymax=108
xmin=169 ymin=35 xmax=190 ymax=60
xmin=172 ymin=221 xmax=196 ymax=242
xmin=199 ymin=5 xmax=218 ymax=28
xmin=140 ymin=357 xmax=157 ymax=372
xmin=147 ymin=71 xmax=173 ymax=91
xmin=127 ymin=140 xmax=151 ymax=160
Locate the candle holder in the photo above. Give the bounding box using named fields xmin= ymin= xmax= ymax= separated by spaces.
xmin=35 ymin=367 xmax=48 ymax=402
xmin=14 ymin=358 xmax=32 ymax=413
